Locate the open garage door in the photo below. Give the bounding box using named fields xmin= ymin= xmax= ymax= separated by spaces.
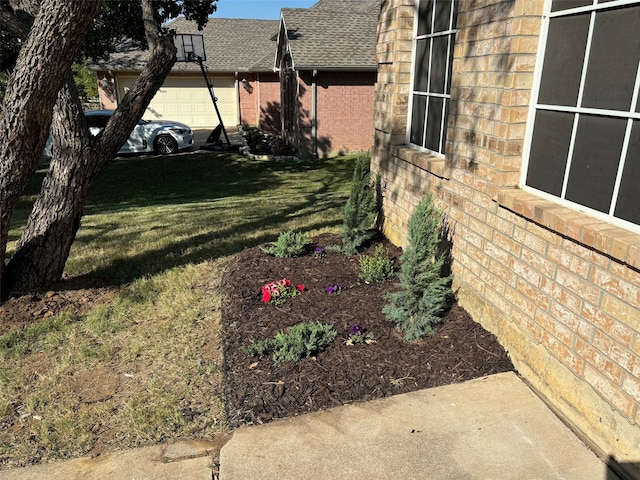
xmin=116 ymin=75 xmax=238 ymax=128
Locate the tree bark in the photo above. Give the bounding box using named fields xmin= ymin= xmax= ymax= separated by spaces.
xmin=4 ymin=0 xmax=178 ymax=295
xmin=0 ymin=0 xmax=102 ymax=298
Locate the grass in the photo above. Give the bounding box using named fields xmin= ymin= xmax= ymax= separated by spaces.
xmin=1 ymin=149 xmax=355 ymax=468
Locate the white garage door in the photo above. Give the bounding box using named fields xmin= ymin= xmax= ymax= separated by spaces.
xmin=116 ymin=75 xmax=238 ymax=128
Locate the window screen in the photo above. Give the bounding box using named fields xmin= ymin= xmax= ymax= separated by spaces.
xmin=408 ymin=0 xmax=457 ymax=155
xmin=525 ymin=1 xmax=640 ymax=229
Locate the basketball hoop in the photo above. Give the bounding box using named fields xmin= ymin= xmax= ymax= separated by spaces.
xmin=174 ymin=33 xmax=235 ymax=148
xmin=174 ymin=34 xmax=206 ymax=62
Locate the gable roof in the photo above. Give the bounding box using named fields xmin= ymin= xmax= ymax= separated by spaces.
xmin=277 ymin=0 xmax=381 ymax=71
xmin=91 ymin=17 xmax=279 ymax=73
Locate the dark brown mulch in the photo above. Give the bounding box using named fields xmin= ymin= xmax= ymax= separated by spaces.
xmin=221 ymin=233 xmax=514 ymax=428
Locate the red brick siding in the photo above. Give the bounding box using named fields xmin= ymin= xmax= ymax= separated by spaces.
xmin=238 ymin=72 xmax=281 ymax=131
xmin=297 ymin=71 xmax=376 ymax=157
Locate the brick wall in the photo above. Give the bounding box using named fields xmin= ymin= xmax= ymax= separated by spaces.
xmin=297 ymin=71 xmax=376 ymax=157
xmin=372 ymin=0 xmax=640 ymax=473
xmin=238 ymin=72 xmax=281 ymax=131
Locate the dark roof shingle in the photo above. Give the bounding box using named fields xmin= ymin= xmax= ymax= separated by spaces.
xmin=91 ymin=17 xmax=279 ymax=72
xmin=280 ymin=0 xmax=381 ymax=69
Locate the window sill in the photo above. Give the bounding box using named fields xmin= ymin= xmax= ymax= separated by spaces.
xmin=496 ymin=188 xmax=640 ymax=270
xmin=392 ymin=145 xmax=450 ymax=179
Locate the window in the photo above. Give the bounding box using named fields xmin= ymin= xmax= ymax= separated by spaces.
xmin=524 ymin=0 xmax=640 ymax=229
xmin=408 ymin=0 xmax=458 ymax=155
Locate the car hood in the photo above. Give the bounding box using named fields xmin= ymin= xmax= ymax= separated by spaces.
xmin=146 ymin=120 xmax=191 ymax=130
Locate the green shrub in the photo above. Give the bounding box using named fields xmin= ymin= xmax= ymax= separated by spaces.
xmin=242 ymin=127 xmax=296 ymax=156
xmin=245 ymin=322 xmax=337 ymax=364
xmin=359 ymin=245 xmax=394 ymax=283
xmin=261 ymin=230 xmax=311 ymax=258
xmin=382 ymin=193 xmax=451 ymax=340
xmin=340 ymin=154 xmax=377 ymax=256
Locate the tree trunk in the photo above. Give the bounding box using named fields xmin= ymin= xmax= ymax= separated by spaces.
xmin=4 ymin=78 xmax=94 ymax=293
xmin=0 ymin=0 xmax=102 ymax=298
xmin=4 ymin=7 xmax=177 ymax=295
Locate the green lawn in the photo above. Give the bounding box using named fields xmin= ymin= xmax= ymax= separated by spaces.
xmin=1 ymin=150 xmax=355 ymax=469
xmin=11 ymin=150 xmax=355 ymax=282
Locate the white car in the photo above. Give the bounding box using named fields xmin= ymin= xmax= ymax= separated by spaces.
xmin=44 ymin=110 xmax=194 ymax=157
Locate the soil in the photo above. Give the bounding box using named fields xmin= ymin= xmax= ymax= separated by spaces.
xmin=221 ymin=233 xmax=514 ymax=428
xmin=0 ymin=282 xmax=118 ymax=337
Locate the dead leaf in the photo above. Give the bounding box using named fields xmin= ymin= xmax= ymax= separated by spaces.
xmin=249 ymin=362 xmax=259 ymax=369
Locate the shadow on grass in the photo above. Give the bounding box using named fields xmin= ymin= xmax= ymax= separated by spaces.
xmin=15 ymin=150 xmax=355 ymax=287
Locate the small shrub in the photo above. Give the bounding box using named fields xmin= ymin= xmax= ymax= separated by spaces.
xmin=382 ymin=193 xmax=451 ymax=340
xmin=340 ymin=154 xmax=378 ymax=255
xmin=243 ymin=127 xmax=268 ymax=154
xmin=261 ymin=231 xmax=311 ymax=258
xmin=359 ymin=244 xmax=394 ymax=283
xmin=242 ymin=127 xmax=296 ymax=156
xmin=245 ymin=322 xmax=337 ymax=364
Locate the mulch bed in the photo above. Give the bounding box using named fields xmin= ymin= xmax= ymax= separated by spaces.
xmin=220 ymin=233 xmax=514 ymax=428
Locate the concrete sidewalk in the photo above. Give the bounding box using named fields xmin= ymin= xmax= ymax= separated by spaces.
xmin=2 ymin=372 xmax=616 ymax=480
xmin=220 ymin=372 xmax=614 ymax=480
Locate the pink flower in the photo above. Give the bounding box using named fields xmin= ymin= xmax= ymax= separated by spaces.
xmin=261 ymin=278 xmax=304 ymax=304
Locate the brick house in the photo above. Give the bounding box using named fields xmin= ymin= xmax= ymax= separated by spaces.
xmin=93 ymin=17 xmax=282 ymax=131
xmin=93 ymin=0 xmax=381 ymax=157
xmin=373 ymin=0 xmax=640 ymax=476
xmin=274 ymin=0 xmax=381 ymax=157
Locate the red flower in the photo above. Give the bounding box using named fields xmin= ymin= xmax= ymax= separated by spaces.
xmin=261 ymin=286 xmax=271 ymax=303
xmin=297 ymin=284 xmax=305 ymax=291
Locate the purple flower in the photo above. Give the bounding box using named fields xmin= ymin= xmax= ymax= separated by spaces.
xmin=326 ymin=283 xmax=346 ymax=294
xmin=348 ymin=324 xmax=364 ymax=337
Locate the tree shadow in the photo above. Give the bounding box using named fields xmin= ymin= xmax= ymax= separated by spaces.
xmin=259 ymin=100 xmax=281 ymax=132
xmin=45 ymin=152 xmax=356 ymax=286
xmin=447 ymin=0 xmax=517 ymax=174
xmin=375 ymin=0 xmax=518 ymax=178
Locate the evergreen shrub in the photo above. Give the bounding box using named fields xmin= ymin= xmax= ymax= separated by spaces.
xmin=245 ymin=322 xmax=337 ymax=364
xmin=340 ymin=154 xmax=377 ymax=255
xmin=261 ymin=231 xmax=311 ymax=258
xmin=382 ymin=193 xmax=451 ymax=340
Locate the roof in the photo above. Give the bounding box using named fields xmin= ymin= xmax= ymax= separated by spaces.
xmin=90 ymin=17 xmax=279 ymax=73
xmin=277 ymin=0 xmax=381 ymax=70
xmin=90 ymin=0 xmax=382 ymax=74
xmin=310 ymin=0 xmax=382 ymax=13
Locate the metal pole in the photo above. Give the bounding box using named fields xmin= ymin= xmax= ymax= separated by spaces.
xmin=197 ymin=57 xmax=230 ymax=145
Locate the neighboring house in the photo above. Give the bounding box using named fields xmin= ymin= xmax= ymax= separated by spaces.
xmin=373 ymin=0 xmax=640 ymax=477
xmin=93 ymin=0 xmax=381 ymax=157
xmin=275 ymin=0 xmax=381 ymax=157
xmin=93 ymin=17 xmax=281 ymax=131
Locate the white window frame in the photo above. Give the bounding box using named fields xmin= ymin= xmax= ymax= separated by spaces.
xmin=521 ymin=0 xmax=640 ymax=233
xmin=406 ymin=0 xmax=457 ymax=157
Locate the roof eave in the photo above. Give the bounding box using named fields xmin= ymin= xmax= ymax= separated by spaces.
xmin=293 ymin=65 xmax=377 ymax=72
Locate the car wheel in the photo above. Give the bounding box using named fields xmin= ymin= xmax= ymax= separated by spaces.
xmin=154 ymin=134 xmax=179 ymax=154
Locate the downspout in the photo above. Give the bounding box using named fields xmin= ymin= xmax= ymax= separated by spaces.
xmin=235 ymin=71 xmax=241 ymax=127
xmin=256 ymin=72 xmax=261 ymax=129
xmin=312 ymin=69 xmax=317 ymax=157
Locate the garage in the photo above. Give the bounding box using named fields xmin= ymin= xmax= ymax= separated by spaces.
xmin=116 ymin=75 xmax=239 ymax=129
